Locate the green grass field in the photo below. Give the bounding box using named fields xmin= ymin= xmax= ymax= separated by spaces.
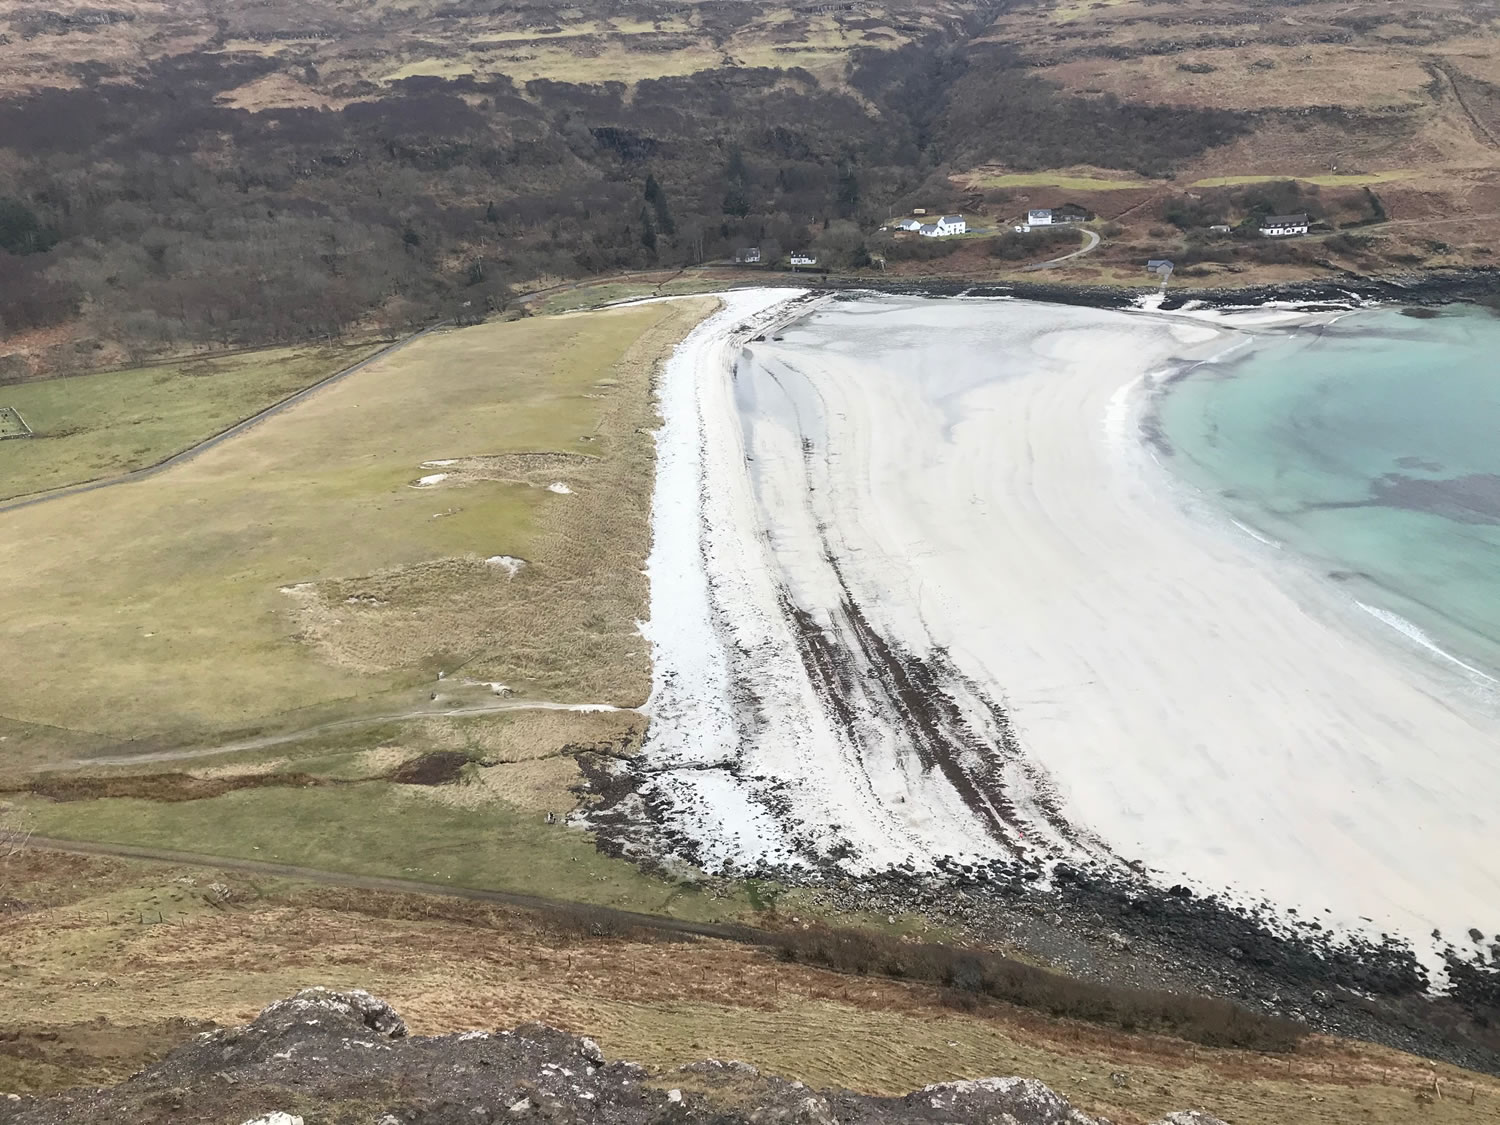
xmin=960 ymin=170 xmax=1155 ymax=191
xmin=14 ymin=781 xmax=744 ymax=918
xmin=0 ymin=302 xmax=707 ymax=761
xmin=0 ymin=344 xmax=381 ymax=501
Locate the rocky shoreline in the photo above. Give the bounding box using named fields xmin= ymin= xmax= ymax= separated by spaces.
xmin=807 ymin=265 xmax=1500 ymax=312
xmin=807 ymin=862 xmax=1500 ymax=1077
xmin=585 ymin=743 xmax=1500 ymax=1078
xmin=584 ymin=269 xmax=1500 ymax=1080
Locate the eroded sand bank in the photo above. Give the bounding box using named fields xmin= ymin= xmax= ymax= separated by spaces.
xmin=633 ymin=290 xmax=1500 ymax=962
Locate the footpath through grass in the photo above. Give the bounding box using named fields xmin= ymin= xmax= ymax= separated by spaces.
xmin=15 ymin=782 xmax=741 ymax=921
xmin=0 ymin=343 xmax=381 ymax=501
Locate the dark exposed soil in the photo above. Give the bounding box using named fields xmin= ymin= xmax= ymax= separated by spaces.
xmin=4 ymin=771 xmax=328 ymax=803
xmin=387 ymin=751 xmax=471 ymax=786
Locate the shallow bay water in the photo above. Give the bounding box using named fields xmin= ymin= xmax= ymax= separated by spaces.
xmin=1156 ymin=305 xmax=1500 ymax=686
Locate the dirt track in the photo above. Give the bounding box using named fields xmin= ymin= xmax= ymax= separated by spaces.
xmin=68 ymin=700 xmax=632 ymax=768
xmin=25 ymin=834 xmax=764 ymax=944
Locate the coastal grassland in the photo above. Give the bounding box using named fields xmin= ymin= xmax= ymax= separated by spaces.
xmin=0 ymin=342 xmax=381 ymax=501
xmin=4 ymin=849 xmax=1497 ymax=1125
xmin=0 ymin=299 xmax=712 ymax=767
xmin=0 ymin=703 xmax=948 ymax=927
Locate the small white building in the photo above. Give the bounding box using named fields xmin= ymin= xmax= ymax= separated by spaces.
xmin=895 ymin=218 xmax=923 ymax=232
xmin=1027 ymin=209 xmax=1053 ymax=226
xmin=789 ymin=252 xmax=817 ymax=267
xmin=1260 ymin=213 xmax=1309 ymax=238
xmin=733 ymin=247 xmax=761 ymax=264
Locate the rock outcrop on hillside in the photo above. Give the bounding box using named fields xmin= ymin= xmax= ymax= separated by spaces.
xmin=0 ymin=989 xmax=1228 ymax=1125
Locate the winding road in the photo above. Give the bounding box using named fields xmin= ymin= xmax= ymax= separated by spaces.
xmin=1022 ymin=227 xmax=1101 ymax=272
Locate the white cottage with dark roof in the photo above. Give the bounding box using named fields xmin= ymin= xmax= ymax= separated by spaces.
xmin=1260 ymin=213 xmax=1309 ymax=237
xmin=919 ymin=215 xmax=967 ymax=237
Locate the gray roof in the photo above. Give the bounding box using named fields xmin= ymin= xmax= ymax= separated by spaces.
xmin=1262 ymin=213 xmax=1309 ymax=226
xmin=941 ymin=215 xmax=963 ymax=223
xmin=918 ymin=224 xmax=938 ymax=233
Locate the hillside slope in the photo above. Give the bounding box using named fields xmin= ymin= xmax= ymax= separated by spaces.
xmin=3 ymin=0 xmax=1499 ymax=371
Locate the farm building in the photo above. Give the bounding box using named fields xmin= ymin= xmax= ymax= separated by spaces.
xmin=1029 ymin=207 xmax=1087 ymax=226
xmin=1260 ymin=213 xmax=1309 ymax=237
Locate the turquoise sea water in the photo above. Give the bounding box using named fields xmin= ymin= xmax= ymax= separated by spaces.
xmin=1154 ymin=305 xmax=1500 ymax=680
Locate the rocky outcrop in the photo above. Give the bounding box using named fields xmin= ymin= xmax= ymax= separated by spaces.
xmin=0 ymin=989 xmax=1228 ymax=1125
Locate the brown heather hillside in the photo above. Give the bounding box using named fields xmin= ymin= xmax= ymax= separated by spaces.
xmin=1 ymin=0 xmax=1498 ymax=370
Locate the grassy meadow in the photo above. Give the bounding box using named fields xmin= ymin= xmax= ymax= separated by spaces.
xmin=0 ymin=300 xmax=710 ymax=766
xmin=0 ymin=344 xmax=382 ymax=501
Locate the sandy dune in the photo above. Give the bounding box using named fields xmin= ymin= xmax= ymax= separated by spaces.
xmin=638 ymin=291 xmax=1500 ymax=962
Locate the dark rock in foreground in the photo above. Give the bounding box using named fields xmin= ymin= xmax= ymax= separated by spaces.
xmin=0 ymin=988 xmax=1227 ymax=1125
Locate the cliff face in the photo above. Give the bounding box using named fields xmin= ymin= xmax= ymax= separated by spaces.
xmin=0 ymin=988 xmax=1227 ymax=1125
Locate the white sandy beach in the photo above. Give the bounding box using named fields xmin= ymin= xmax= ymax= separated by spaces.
xmin=636 ymin=289 xmax=1500 ymax=964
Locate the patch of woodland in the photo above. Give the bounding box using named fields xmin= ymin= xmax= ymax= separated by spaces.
xmin=0 ymin=36 xmax=1253 ymax=364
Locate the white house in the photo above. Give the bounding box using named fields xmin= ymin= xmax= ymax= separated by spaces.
xmin=1260 ymin=213 xmax=1309 ymax=237
xmin=1027 ymin=208 xmax=1053 ymax=225
xmin=789 ymin=252 xmax=817 ymax=267
xmin=918 ymin=215 xmax=966 ymax=238
xmin=733 ymin=247 xmax=761 ymax=264
xmin=895 ymin=218 xmax=923 ymax=232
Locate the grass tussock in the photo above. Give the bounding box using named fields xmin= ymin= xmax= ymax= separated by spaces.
xmin=771 ymin=925 xmax=1305 ymax=1053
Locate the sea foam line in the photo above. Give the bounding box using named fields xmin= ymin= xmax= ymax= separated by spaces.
xmin=1230 ymin=519 xmax=1281 ymax=550
xmin=1355 ymin=601 xmax=1500 ymax=687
